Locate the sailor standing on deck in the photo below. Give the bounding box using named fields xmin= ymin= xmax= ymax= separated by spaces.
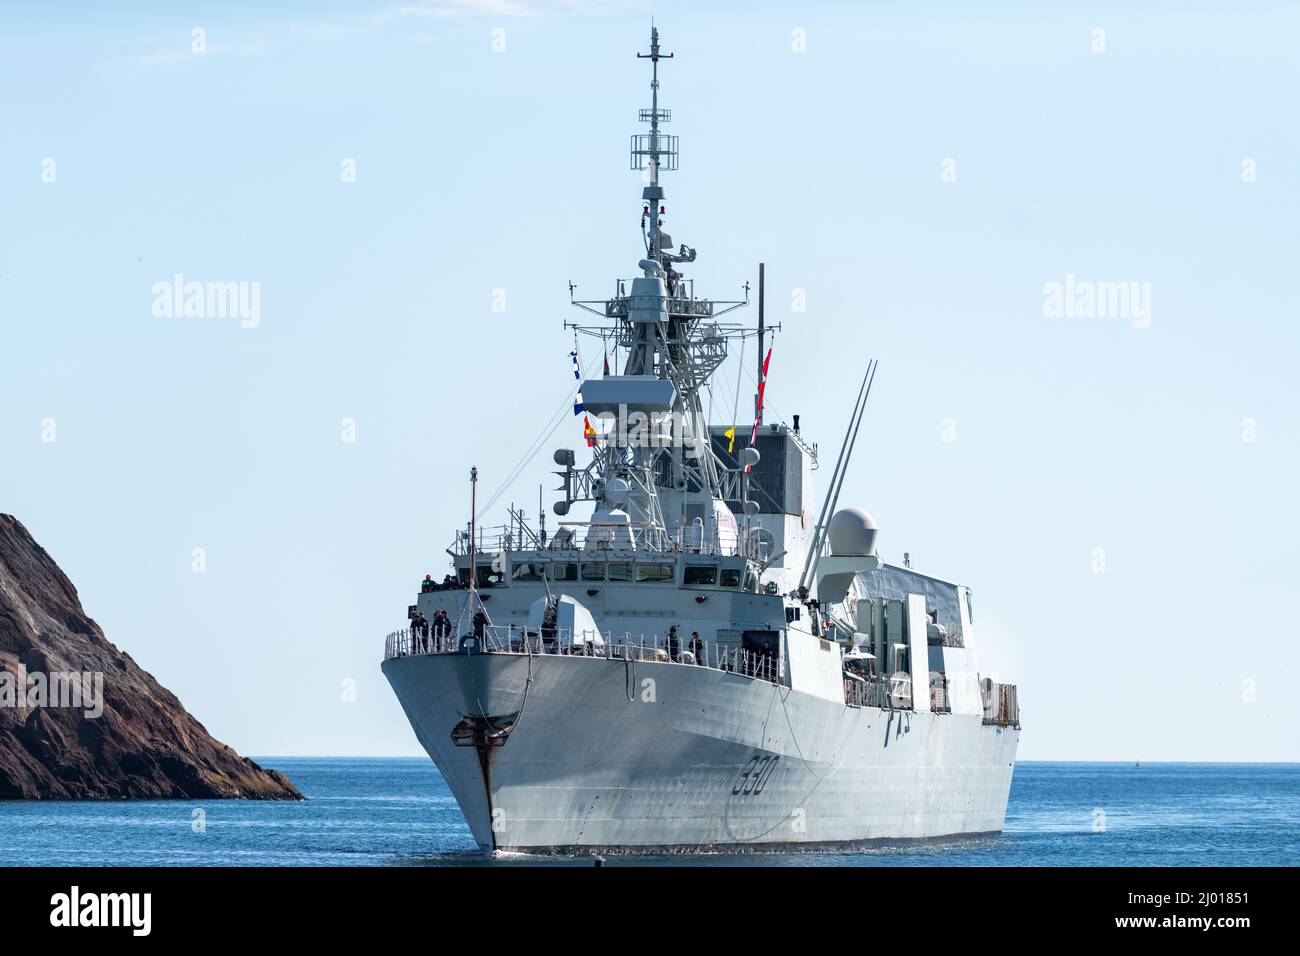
xmin=689 ymin=631 xmax=705 ymax=665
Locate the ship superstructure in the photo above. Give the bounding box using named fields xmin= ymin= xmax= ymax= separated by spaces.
xmin=381 ymin=28 xmax=1020 ymax=853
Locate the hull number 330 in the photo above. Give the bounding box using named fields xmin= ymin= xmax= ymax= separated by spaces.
xmin=732 ymin=754 xmax=780 ymax=796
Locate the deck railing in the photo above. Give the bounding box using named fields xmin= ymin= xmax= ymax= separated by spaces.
xmin=979 ymin=677 xmax=1020 ymax=728
xmin=384 ymin=625 xmax=787 ymax=687
xmin=447 ymin=522 xmax=770 ymax=561
xmin=843 ymin=673 xmax=913 ymax=711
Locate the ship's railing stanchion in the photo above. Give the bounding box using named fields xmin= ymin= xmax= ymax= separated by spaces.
xmin=383 ymin=624 xmax=790 ymax=688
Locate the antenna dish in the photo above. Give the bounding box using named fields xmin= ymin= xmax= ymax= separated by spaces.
xmin=828 ymin=508 xmax=878 ymax=557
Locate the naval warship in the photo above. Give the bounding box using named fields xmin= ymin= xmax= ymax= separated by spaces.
xmin=382 ymin=28 xmax=1020 ymax=854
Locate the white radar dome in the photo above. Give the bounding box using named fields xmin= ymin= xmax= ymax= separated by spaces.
xmin=828 ymin=508 xmax=878 ymax=556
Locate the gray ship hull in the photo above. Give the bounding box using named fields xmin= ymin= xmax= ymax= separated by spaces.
xmin=383 ymin=650 xmax=1019 ymax=853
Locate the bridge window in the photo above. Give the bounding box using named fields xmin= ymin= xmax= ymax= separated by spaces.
xmin=719 ymin=568 xmax=742 ymax=588
xmin=684 ymin=565 xmax=717 ymax=585
xmin=581 ymin=562 xmax=605 ymax=581
xmin=550 ymin=562 xmax=578 ymax=582
xmin=511 ymin=562 xmax=546 ymax=582
xmin=636 ymin=563 xmax=674 ymax=582
xmin=460 ymin=566 xmax=504 ymax=588
xmin=607 ymin=563 xmax=633 ymax=582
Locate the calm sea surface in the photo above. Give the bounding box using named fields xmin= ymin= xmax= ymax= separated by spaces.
xmin=1 ymin=760 xmax=1296 ymax=866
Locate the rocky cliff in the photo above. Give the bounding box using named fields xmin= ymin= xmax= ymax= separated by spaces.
xmin=0 ymin=514 xmax=300 ymax=799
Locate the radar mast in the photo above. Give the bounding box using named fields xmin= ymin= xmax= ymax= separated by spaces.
xmin=560 ymin=26 xmax=780 ymax=552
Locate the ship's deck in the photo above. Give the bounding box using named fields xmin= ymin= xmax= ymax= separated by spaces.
xmin=384 ymin=625 xmax=785 ymax=686
xmin=383 ymin=625 xmax=1019 ymax=726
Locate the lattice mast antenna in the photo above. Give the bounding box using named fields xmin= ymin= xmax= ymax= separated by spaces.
xmin=637 ymin=25 xmax=674 ymax=260
xmin=458 ymin=465 xmax=491 ymax=633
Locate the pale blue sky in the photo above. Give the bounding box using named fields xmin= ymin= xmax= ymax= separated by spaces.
xmin=1 ymin=1 xmax=1296 ymax=761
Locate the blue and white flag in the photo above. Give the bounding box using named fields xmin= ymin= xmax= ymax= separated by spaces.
xmin=571 ymin=350 xmax=584 ymax=415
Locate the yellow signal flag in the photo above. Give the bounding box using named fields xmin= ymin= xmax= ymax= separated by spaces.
xmin=724 ymin=426 xmax=736 ymax=453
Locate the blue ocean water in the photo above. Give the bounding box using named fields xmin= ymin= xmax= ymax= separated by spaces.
xmin=1 ymin=760 xmax=1295 ymax=866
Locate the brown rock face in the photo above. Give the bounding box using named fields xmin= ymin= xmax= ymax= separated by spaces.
xmin=0 ymin=515 xmax=301 ymax=800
